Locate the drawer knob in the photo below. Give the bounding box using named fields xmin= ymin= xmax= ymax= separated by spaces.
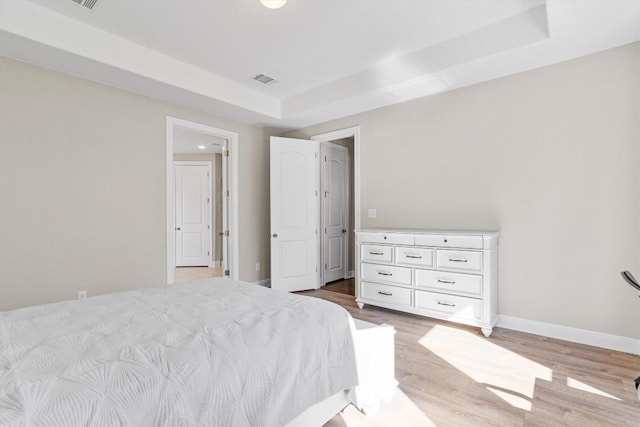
xmin=369 ymin=251 xmax=384 ymax=256
xmin=444 ymin=238 xmax=448 ymax=243
xmin=449 ymin=258 xmax=468 ymax=263
xmin=437 ymin=279 xmax=456 ymax=284
xmin=378 ymin=291 xmax=393 ymax=296
xmin=377 ymin=271 xmax=393 ymax=276
xmin=383 ymin=236 xmax=387 ymax=240
xmin=405 ymin=254 xmax=422 ymax=259
xmin=437 ymin=301 xmax=456 ymax=307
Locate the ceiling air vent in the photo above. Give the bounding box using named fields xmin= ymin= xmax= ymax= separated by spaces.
xmin=71 ymin=0 xmax=101 ymax=10
xmin=252 ymin=74 xmax=278 ymax=85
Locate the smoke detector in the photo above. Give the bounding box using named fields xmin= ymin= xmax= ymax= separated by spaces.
xmin=71 ymin=0 xmax=101 ymax=10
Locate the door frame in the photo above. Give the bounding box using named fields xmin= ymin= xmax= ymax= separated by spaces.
xmin=312 ymin=126 xmax=360 ymax=283
xmin=166 ymin=116 xmax=239 ymax=283
xmin=320 ymin=142 xmax=350 ymax=284
xmin=174 ymin=161 xmax=212 ymax=267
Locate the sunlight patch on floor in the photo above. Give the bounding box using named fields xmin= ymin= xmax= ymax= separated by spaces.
xmin=486 ymin=386 xmax=533 ymax=410
xmin=419 ymin=325 xmax=552 ymax=411
xmin=566 ymin=377 xmax=622 ymax=401
xmin=339 ymin=388 xmax=437 ymax=427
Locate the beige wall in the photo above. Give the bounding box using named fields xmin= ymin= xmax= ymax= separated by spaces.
xmin=286 ymin=42 xmax=640 ymax=339
xmin=0 ymin=56 xmax=270 ymax=311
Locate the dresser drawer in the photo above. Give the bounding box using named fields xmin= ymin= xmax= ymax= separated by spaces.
xmin=361 ymin=244 xmax=393 ymax=263
xmin=395 ymin=247 xmax=434 ymax=267
xmin=360 ymin=232 xmax=414 ymax=246
xmin=415 ymin=290 xmax=482 ymax=321
xmin=415 ymin=234 xmax=483 ymax=249
xmin=362 ymin=282 xmax=412 ymax=307
xmin=415 ymin=269 xmax=482 ymax=297
xmin=361 ymin=263 xmax=412 ymax=286
xmin=436 ymin=250 xmax=482 ymax=272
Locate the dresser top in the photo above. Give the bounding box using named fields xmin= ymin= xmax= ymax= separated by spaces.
xmin=356 ymin=228 xmax=499 ymax=236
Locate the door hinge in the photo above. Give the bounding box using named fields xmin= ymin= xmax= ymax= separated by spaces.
xmin=316 ymin=266 xmax=318 ymax=272
xmin=207 ymin=172 xmax=210 ymax=177
xmin=207 ymin=250 xmax=210 ymax=256
xmin=324 ymin=156 xmax=327 ymax=162
xmin=224 ymin=269 xmax=230 ymax=276
xmin=207 ymin=198 xmax=210 ymax=204
xmin=226 ymin=190 xmax=230 ymax=197
xmin=208 ymin=225 xmax=210 ymax=230
xmin=324 ymin=227 xmax=327 ymax=233
xmin=325 ymin=263 xmax=327 ymax=269
xmin=315 ymin=152 xmax=318 ymax=159
xmin=315 ymin=228 xmax=318 ymax=235
xmin=223 ymin=149 xmax=229 ymax=157
xmin=224 ymin=230 xmax=229 ymax=237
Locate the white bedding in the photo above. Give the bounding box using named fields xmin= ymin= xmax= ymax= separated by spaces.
xmin=0 ymin=278 xmax=358 ymax=426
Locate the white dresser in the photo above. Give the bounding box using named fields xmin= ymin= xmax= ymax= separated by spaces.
xmin=355 ymin=229 xmax=499 ymax=337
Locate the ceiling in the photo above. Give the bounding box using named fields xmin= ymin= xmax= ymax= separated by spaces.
xmin=173 ymin=127 xmax=225 ymax=154
xmin=0 ymin=0 xmax=638 ymax=130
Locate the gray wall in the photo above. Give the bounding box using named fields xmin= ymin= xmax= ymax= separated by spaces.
xmin=0 ymin=56 xmax=270 ymax=311
xmin=286 ymin=42 xmax=640 ymax=339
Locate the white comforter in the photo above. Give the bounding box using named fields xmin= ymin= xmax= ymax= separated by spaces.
xmin=0 ymin=278 xmax=358 ymax=426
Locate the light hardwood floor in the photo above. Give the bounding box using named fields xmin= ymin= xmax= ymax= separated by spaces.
xmin=298 ymin=283 xmax=640 ymax=427
xmin=174 ymin=266 xmax=223 ymax=283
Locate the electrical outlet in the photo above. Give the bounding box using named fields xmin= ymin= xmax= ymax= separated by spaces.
xmin=77 ymin=290 xmax=87 ymax=300
xmin=255 ymin=262 xmax=261 ymax=272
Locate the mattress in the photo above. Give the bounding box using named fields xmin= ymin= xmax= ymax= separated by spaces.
xmin=0 ymin=278 xmax=358 ymax=426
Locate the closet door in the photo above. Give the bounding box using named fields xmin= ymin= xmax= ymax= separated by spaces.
xmin=322 ymin=143 xmax=349 ymax=283
xmin=270 ymin=137 xmax=320 ymax=292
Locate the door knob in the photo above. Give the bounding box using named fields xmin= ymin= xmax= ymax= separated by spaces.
xmin=272 ymin=233 xmax=278 ymax=238
xmin=175 ymin=227 xmax=181 ymax=231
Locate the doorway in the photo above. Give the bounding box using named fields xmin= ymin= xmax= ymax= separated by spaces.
xmin=166 ymin=117 xmax=239 ymax=284
xmin=269 ymin=127 xmax=360 ymax=292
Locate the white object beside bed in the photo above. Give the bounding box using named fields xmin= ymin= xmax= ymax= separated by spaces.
xmin=0 ymin=278 xmax=361 ymax=426
xmin=355 ymin=229 xmax=499 ymax=337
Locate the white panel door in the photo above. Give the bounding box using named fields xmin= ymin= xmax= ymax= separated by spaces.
xmin=175 ymin=164 xmax=210 ymax=267
xmin=322 ymin=144 xmax=349 ymax=283
xmin=270 ymin=137 xmax=320 ymax=292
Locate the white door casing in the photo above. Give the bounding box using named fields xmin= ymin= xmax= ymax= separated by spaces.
xmin=221 ymin=141 xmax=229 ymax=274
xmin=175 ymin=163 xmax=211 ymax=267
xmin=166 ymin=117 xmax=238 ymax=283
xmin=270 ymin=137 xmax=320 ymax=292
xmin=322 ymin=143 xmax=349 ymax=283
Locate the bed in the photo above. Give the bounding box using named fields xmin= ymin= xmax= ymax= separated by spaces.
xmin=0 ymin=278 xmax=363 ymax=426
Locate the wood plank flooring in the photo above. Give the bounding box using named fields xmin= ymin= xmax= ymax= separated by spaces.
xmin=174 ymin=266 xmax=223 ymax=283
xmin=298 ymin=280 xmax=640 ymax=427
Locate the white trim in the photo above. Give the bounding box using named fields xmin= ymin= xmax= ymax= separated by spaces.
xmin=312 ymin=127 xmax=360 ymax=231
xmin=347 ymin=270 xmax=355 ymax=279
xmin=166 ymin=117 xmax=239 ymax=284
xmin=312 ymin=127 xmax=361 ymax=286
xmin=497 ymin=315 xmax=640 ymax=355
xmin=252 ymin=279 xmax=271 ymax=288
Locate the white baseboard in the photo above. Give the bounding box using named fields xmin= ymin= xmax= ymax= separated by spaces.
xmin=212 ymin=260 xmax=221 ymax=267
xmin=253 ymin=279 xmax=271 ymax=288
xmin=497 ymin=315 xmax=640 ymax=355
xmin=347 ymin=270 xmax=355 ymax=279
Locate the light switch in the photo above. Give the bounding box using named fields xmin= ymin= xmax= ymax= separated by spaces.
xmin=368 ymin=208 xmax=377 ymax=219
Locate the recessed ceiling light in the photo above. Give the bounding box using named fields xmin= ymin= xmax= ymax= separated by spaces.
xmin=197 ymin=145 xmax=206 ymax=150
xmin=261 ymin=0 xmax=287 ymax=9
